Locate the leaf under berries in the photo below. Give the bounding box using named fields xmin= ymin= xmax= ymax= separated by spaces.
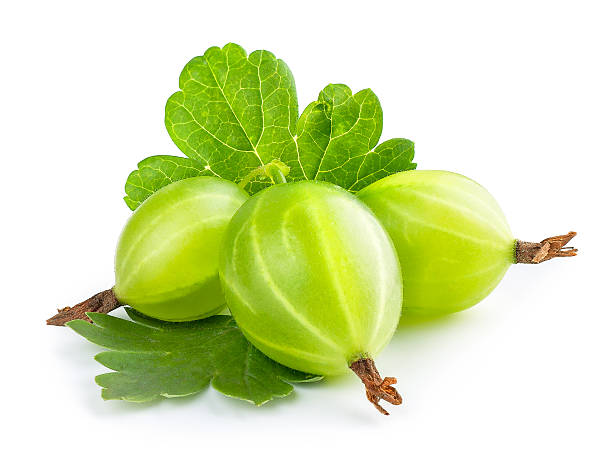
xmin=67 ymin=308 xmax=321 ymax=405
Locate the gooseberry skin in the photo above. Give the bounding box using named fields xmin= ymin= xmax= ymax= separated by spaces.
xmin=357 ymin=170 xmax=515 ymax=317
xmin=219 ymin=181 xmax=403 ymax=376
xmin=114 ymin=177 xmax=249 ymax=321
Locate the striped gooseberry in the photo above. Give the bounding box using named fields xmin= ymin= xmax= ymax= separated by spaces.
xmin=219 ymin=179 xmax=404 ymax=414
xmin=357 ymin=170 xmax=577 ymax=317
xmin=48 ymin=176 xmax=248 ymax=324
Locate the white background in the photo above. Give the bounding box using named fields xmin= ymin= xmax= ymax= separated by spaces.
xmin=2 ymin=1 xmax=610 ymax=460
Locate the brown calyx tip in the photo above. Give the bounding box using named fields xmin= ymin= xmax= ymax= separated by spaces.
xmin=515 ymin=231 xmax=578 ymax=264
xmin=46 ymin=289 xmax=121 ymax=326
xmin=349 ymin=357 xmax=402 ymax=415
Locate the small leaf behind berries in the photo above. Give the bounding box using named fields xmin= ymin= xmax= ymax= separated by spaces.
xmin=346 ymin=138 xmax=416 ymax=192
xmin=67 ymin=309 xmax=320 ymax=405
xmin=297 ymin=84 xmax=416 ymax=192
xmin=124 ymin=155 xmax=211 ymax=210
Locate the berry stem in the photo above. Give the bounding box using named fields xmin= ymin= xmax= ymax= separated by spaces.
xmin=515 ymin=231 xmax=578 ymax=264
xmin=46 ymin=289 xmax=121 ymax=326
xmin=349 ymin=357 xmax=402 ymax=415
xmin=238 ymin=160 xmax=290 ymax=189
xmin=267 ymin=163 xmax=287 ymax=184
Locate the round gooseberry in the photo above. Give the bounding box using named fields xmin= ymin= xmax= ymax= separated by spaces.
xmin=357 ymin=170 xmax=577 ymax=317
xmin=219 ymin=181 xmax=403 ymax=414
xmin=113 ymin=176 xmax=249 ymax=321
xmin=48 ymin=176 xmax=249 ymax=325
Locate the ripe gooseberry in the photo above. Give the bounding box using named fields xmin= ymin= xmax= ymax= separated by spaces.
xmin=219 ymin=179 xmax=403 ymax=414
xmin=357 ymin=170 xmax=577 ymax=317
xmin=48 ymin=176 xmax=249 ymax=324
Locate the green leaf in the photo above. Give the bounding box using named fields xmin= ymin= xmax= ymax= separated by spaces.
xmin=126 ymin=44 xmax=416 ymax=208
xmin=296 ymin=84 xmax=416 ymax=192
xmin=67 ymin=309 xmax=321 ymax=405
xmin=346 ymin=138 xmax=416 ymax=192
xmin=165 ymin=43 xmax=299 ymax=195
xmin=123 ymin=155 xmax=211 ymax=210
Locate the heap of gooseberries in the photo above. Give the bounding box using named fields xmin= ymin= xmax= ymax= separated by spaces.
xmin=49 ymin=162 xmax=576 ymax=414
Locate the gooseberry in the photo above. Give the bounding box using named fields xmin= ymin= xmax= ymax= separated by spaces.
xmin=219 ymin=180 xmax=403 ymax=414
xmin=48 ymin=176 xmax=248 ymax=324
xmin=357 ymin=170 xmax=577 ymax=317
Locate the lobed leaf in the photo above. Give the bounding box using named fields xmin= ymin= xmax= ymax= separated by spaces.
xmin=125 ymin=44 xmax=416 ymax=207
xmin=67 ymin=308 xmax=320 ymax=406
xmin=165 ymin=43 xmax=299 ymax=195
xmin=347 ymin=138 xmax=416 ymax=192
xmin=296 ymin=84 xmax=416 ymax=192
xmin=123 ymin=155 xmax=211 ymax=210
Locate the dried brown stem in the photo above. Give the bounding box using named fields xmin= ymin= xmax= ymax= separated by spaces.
xmin=349 ymin=357 xmax=402 ymax=415
xmin=515 ymin=231 xmax=578 ymax=264
xmin=46 ymin=289 xmax=121 ymax=326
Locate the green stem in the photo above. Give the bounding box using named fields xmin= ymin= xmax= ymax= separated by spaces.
xmin=238 ymin=160 xmax=290 ymax=189
xmin=266 ymin=163 xmax=287 ymax=184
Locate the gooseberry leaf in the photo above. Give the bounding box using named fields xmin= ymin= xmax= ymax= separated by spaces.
xmin=67 ymin=308 xmax=321 ymax=405
xmin=165 ymin=43 xmax=299 ymax=195
xmin=123 ymin=155 xmax=211 ymax=210
xmin=125 ymin=43 xmax=416 ymax=207
xmin=296 ymin=84 xmax=416 ymax=192
xmin=345 ymin=138 xmax=416 ymax=192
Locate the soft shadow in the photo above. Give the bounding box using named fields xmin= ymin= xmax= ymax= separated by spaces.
xmin=97 ymin=397 xmax=163 ymax=413
xmin=397 ymin=311 xmax=466 ymax=331
xmin=389 ymin=310 xmax=476 ymax=355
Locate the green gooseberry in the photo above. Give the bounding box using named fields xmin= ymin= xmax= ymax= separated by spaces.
xmin=357 ymin=170 xmax=577 ymax=317
xmin=220 ymin=180 xmax=404 ymax=414
xmin=113 ymin=176 xmax=249 ymax=321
